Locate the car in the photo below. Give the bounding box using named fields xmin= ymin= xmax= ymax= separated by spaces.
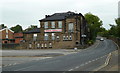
xmin=100 ymin=38 xmax=104 ymax=41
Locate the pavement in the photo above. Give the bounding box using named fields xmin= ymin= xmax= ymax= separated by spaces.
xmin=1 ymin=39 xmax=119 ymax=72
xmin=99 ymin=50 xmax=119 ymax=71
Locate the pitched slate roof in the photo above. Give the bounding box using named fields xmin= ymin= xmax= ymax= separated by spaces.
xmin=24 ymin=28 xmax=40 ymax=34
xmin=39 ymin=11 xmax=83 ymax=21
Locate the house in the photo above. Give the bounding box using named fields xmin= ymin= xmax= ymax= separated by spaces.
xmin=22 ymin=11 xmax=89 ymax=49
xmin=14 ymin=33 xmax=23 ymax=44
xmin=22 ymin=28 xmax=40 ymax=49
xmin=0 ymin=28 xmax=24 ymax=44
xmin=0 ymin=28 xmax=15 ymax=44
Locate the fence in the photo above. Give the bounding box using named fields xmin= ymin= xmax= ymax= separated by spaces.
xmin=1 ymin=43 xmax=20 ymax=49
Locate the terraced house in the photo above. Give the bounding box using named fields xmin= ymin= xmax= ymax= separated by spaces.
xmin=22 ymin=11 xmax=89 ymax=49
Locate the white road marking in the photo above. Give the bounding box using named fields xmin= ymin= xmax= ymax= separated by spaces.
xmin=75 ymin=66 xmax=79 ymax=69
xmin=95 ymin=58 xmax=98 ymax=61
xmin=88 ymin=61 xmax=91 ymax=63
xmin=8 ymin=64 xmax=12 ymax=66
xmin=68 ymin=69 xmax=73 ymax=71
xmin=85 ymin=62 xmax=88 ymax=65
xmin=13 ymin=63 xmax=17 ymax=65
xmin=14 ymin=65 xmax=35 ymax=71
xmin=92 ymin=59 xmax=95 ymax=62
xmin=80 ymin=64 xmax=84 ymax=66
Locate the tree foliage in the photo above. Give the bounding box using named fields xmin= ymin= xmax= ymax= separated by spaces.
xmin=0 ymin=24 xmax=7 ymax=29
xmin=84 ymin=13 xmax=103 ymax=41
xmin=10 ymin=24 xmax=23 ymax=33
xmin=24 ymin=25 xmax=38 ymax=31
xmin=100 ymin=18 xmax=120 ymax=38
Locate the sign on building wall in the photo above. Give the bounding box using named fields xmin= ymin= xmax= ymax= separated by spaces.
xmin=44 ymin=29 xmax=62 ymax=32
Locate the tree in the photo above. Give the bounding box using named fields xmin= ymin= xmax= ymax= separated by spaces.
xmin=10 ymin=25 xmax=23 ymax=33
xmin=84 ymin=13 xmax=103 ymax=41
xmin=0 ymin=24 xmax=7 ymax=29
xmin=115 ymin=18 xmax=120 ymax=38
xmin=24 ymin=25 xmax=38 ymax=31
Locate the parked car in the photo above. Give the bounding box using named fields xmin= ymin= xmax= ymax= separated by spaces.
xmin=100 ymin=38 xmax=104 ymax=41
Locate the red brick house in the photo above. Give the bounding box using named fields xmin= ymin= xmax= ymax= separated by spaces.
xmin=0 ymin=28 xmax=23 ymax=44
xmin=14 ymin=33 xmax=23 ymax=44
xmin=0 ymin=28 xmax=15 ymax=44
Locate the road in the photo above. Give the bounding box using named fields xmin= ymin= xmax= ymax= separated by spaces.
xmin=2 ymin=39 xmax=118 ymax=72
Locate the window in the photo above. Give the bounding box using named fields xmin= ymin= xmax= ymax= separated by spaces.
xmin=44 ymin=33 xmax=49 ymax=40
xmin=66 ymin=36 xmax=68 ymax=40
xmin=6 ymin=29 xmax=8 ymax=38
xmin=56 ymin=35 xmax=59 ymax=39
xmin=41 ymin=44 xmax=44 ymax=48
xmin=33 ymin=34 xmax=37 ymax=41
xmin=69 ymin=35 xmax=72 ymax=40
xmin=29 ymin=43 xmax=32 ymax=48
xmin=63 ymin=36 xmax=66 ymax=40
xmin=58 ymin=21 xmax=62 ymax=28
xmin=68 ymin=23 xmax=74 ymax=32
xmin=52 ymin=33 xmax=55 ymax=40
xmin=49 ymin=43 xmax=52 ymax=48
xmin=37 ymin=43 xmax=40 ymax=48
xmin=51 ymin=22 xmax=55 ymax=28
xmin=6 ymin=34 xmax=8 ymax=39
xmin=44 ymin=22 xmax=48 ymax=28
xmin=45 ymin=44 xmax=47 ymax=48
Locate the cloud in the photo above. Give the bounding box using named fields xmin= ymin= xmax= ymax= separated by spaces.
xmin=0 ymin=0 xmax=119 ymax=29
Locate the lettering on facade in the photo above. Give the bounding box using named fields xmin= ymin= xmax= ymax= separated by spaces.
xmin=44 ymin=29 xmax=62 ymax=32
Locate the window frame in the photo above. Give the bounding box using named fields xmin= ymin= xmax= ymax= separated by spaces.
xmin=52 ymin=33 xmax=55 ymax=40
xmin=51 ymin=21 xmax=55 ymax=28
xmin=44 ymin=33 xmax=49 ymax=40
xmin=58 ymin=21 xmax=62 ymax=28
xmin=44 ymin=22 xmax=48 ymax=29
xmin=68 ymin=23 xmax=74 ymax=32
xmin=33 ymin=34 xmax=37 ymax=41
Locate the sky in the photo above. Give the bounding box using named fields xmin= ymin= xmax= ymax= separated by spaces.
xmin=0 ymin=0 xmax=119 ymax=30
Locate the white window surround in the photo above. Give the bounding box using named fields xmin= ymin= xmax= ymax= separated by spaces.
xmin=33 ymin=34 xmax=37 ymax=41
xmin=6 ymin=29 xmax=8 ymax=39
xmin=44 ymin=33 xmax=49 ymax=40
xmin=66 ymin=36 xmax=69 ymax=40
xmin=33 ymin=34 xmax=37 ymax=37
xmin=63 ymin=36 xmax=66 ymax=40
xmin=45 ymin=44 xmax=47 ymax=47
xmin=37 ymin=43 xmax=40 ymax=48
xmin=69 ymin=35 xmax=72 ymax=40
xmin=41 ymin=44 xmax=44 ymax=47
xmin=49 ymin=43 xmax=52 ymax=47
xmin=29 ymin=44 xmax=32 ymax=48
xmin=52 ymin=33 xmax=55 ymax=40
xmin=56 ymin=36 xmax=59 ymax=39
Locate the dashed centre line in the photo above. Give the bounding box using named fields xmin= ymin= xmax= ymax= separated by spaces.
xmin=68 ymin=54 xmax=108 ymax=71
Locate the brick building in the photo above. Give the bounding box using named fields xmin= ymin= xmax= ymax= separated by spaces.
xmin=22 ymin=11 xmax=89 ymax=49
xmin=14 ymin=33 xmax=23 ymax=44
xmin=0 ymin=28 xmax=15 ymax=44
xmin=0 ymin=28 xmax=23 ymax=44
xmin=22 ymin=28 xmax=40 ymax=49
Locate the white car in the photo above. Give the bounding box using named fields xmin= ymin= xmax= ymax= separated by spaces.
xmin=100 ymin=38 xmax=104 ymax=41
